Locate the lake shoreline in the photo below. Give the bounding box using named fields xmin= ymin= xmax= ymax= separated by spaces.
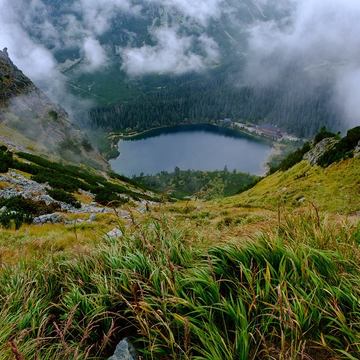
xmin=108 ymin=122 xmax=274 ymax=155
xmin=109 ymin=122 xmax=276 ymax=145
xmin=109 ymin=124 xmax=274 ymax=177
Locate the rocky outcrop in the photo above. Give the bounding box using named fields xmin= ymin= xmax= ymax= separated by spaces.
xmin=33 ymin=213 xmax=63 ymax=225
xmin=0 ymin=48 xmax=32 ymax=105
xmin=0 ymin=171 xmax=111 ymax=214
xmin=303 ymin=137 xmax=339 ymax=165
xmin=108 ymin=339 xmax=136 ymax=360
xmin=106 ymin=228 xmax=124 ymax=239
xmin=355 ymin=140 xmax=360 ymax=158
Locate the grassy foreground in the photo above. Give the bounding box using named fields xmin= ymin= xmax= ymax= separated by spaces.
xmin=0 ymin=211 xmax=359 ymax=359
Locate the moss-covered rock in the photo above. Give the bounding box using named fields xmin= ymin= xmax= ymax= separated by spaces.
xmin=303 ymin=137 xmax=339 ymax=165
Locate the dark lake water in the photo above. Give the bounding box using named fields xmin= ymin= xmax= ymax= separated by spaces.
xmin=110 ymin=125 xmax=273 ymax=176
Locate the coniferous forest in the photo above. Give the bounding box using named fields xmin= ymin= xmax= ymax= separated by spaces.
xmin=89 ymin=72 xmax=341 ymax=138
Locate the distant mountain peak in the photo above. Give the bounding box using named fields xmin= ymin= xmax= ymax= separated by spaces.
xmin=0 ymin=48 xmax=34 ymax=105
xmin=0 ymin=47 xmax=8 ymax=58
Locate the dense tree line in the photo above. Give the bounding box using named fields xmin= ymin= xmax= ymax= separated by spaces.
xmin=89 ymin=75 xmax=342 ymax=138
xmin=135 ymin=168 xmax=259 ymax=199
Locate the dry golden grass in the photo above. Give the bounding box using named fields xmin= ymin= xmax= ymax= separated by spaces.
xmin=12 ymin=168 xmax=32 ymax=179
xmin=74 ymin=191 xmax=94 ymax=204
xmin=0 ymin=181 xmax=9 ymax=190
xmin=0 ymin=213 xmax=125 ymax=265
xmin=0 ymin=123 xmax=48 ymax=153
xmin=153 ymin=191 xmax=360 ymax=257
xmin=221 ymin=158 xmax=360 ymax=214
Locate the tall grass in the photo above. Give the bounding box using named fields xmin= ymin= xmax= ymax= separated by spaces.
xmin=0 ymin=215 xmax=359 ymax=359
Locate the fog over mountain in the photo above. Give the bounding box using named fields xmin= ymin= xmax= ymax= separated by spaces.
xmin=0 ymin=0 xmax=359 ymax=130
xmin=244 ymin=0 xmax=360 ymax=128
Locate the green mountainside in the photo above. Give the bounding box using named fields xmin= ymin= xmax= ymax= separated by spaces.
xmin=88 ymin=71 xmax=339 ymax=138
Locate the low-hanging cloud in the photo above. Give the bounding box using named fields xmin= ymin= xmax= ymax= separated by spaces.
xmin=82 ymin=37 xmax=108 ymax=72
xmin=0 ymin=0 xmax=226 ymax=82
xmin=121 ymin=27 xmax=220 ymax=76
xmin=149 ymin=0 xmax=225 ymax=25
xmin=72 ymin=0 xmax=140 ymax=36
xmin=2 ymin=0 xmax=359 ymax=131
xmin=244 ymin=0 xmax=360 ymax=128
xmin=119 ymin=0 xmax=225 ymax=76
xmin=0 ymin=0 xmax=67 ymax=103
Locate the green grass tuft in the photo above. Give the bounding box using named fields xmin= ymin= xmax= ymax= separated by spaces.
xmin=0 ymin=214 xmax=359 ymax=359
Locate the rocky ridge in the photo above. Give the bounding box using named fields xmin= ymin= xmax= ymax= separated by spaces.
xmin=0 ymin=48 xmax=32 ymax=105
xmin=0 ymin=171 xmax=110 ymax=214
xmin=0 ymin=168 xmax=154 ymax=226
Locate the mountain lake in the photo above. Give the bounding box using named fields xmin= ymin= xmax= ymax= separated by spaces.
xmin=110 ymin=124 xmax=273 ymax=176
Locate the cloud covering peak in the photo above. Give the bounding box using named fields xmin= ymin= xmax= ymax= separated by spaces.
xmin=244 ymin=0 xmax=360 ymax=127
xmin=150 ymin=0 xmax=225 ymax=25
xmin=1 ymin=0 xmax=360 ymax=129
xmin=121 ymin=27 xmax=220 ymax=76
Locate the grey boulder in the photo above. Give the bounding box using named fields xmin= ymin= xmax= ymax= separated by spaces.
xmin=106 ymin=228 xmax=123 ymax=239
xmin=33 ymin=213 xmax=63 ymax=225
xmin=108 ymin=338 xmax=136 ymax=360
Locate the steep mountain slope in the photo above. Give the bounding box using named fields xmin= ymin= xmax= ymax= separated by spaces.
xmin=0 ymin=48 xmax=107 ymax=169
xmin=0 ymin=143 xmax=160 ymax=266
xmin=228 ymin=157 xmax=360 ymax=213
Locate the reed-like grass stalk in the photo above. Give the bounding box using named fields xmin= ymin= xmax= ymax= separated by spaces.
xmin=0 ymin=215 xmax=359 ymax=359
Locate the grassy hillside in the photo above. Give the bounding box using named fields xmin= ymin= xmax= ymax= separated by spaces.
xmin=0 ymin=133 xmax=359 ymax=359
xmin=225 ymin=158 xmax=360 ymax=214
xmin=0 ymin=144 xmax=160 ymax=265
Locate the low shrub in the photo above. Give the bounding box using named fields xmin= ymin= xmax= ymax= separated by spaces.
xmin=0 ymin=210 xmax=33 ymax=229
xmin=32 ymin=170 xmax=88 ymax=193
xmin=12 ymin=151 xmax=156 ymax=203
xmin=109 ymin=171 xmax=148 ymax=190
xmin=0 ymin=145 xmax=13 ymax=173
xmin=48 ymin=110 xmax=58 ymax=120
xmin=47 ymin=189 xmax=81 ymax=208
xmin=0 ymin=196 xmax=60 ymax=216
xmin=0 ymin=196 xmax=60 ymax=229
xmin=313 ymin=126 xmax=338 ymax=144
xmin=17 ymin=152 xmax=104 ymax=185
xmin=11 ymin=160 xmax=41 ymax=175
xmin=269 ymin=142 xmax=311 ymax=173
xmin=318 ymin=126 xmax=360 ymax=167
xmin=94 ymin=188 xmax=128 ymax=207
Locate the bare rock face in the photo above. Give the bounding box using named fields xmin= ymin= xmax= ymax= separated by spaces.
xmin=303 ymin=137 xmax=339 ymax=165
